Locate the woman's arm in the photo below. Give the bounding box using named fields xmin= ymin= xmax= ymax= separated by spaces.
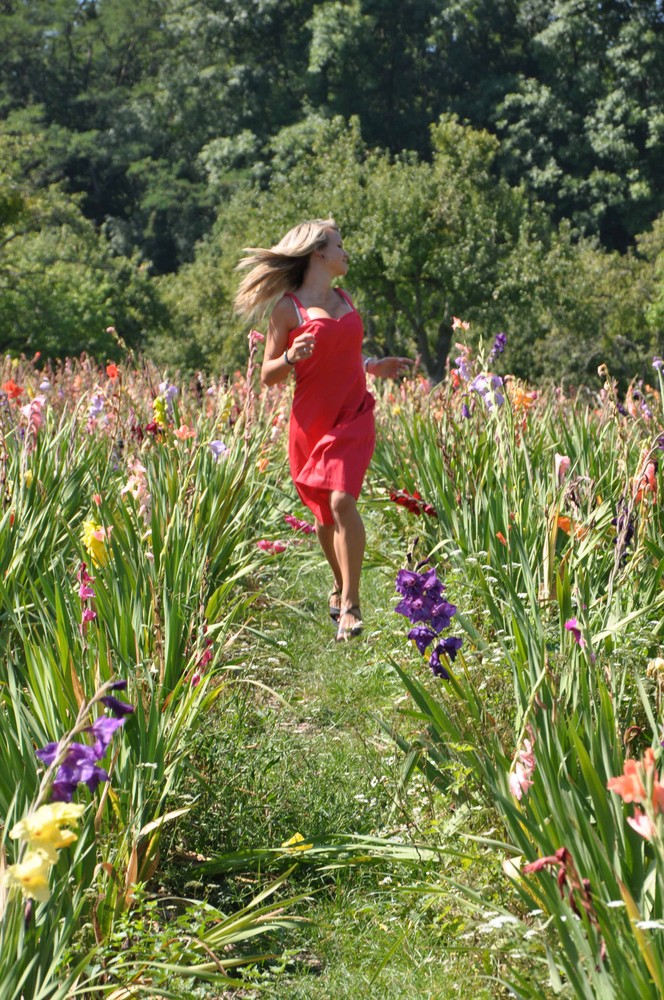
xmin=364 ymin=356 xmax=414 ymax=379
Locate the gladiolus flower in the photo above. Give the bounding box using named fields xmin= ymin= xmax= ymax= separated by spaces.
xmin=209 ymin=440 xmax=229 ymax=461
xmin=249 ymin=329 xmax=265 ymax=348
xmin=564 ymin=618 xmax=586 ymax=648
xmin=284 ymin=514 xmax=316 ymax=534
xmin=174 ymin=424 xmax=196 ymax=440
xmin=81 ymin=520 xmax=111 ymax=567
xmin=452 ymin=317 xmax=470 ymax=331
xmin=633 ymin=461 xmax=657 ymax=504
xmin=4 ymin=851 xmax=52 ymax=902
xmin=10 ymin=803 xmax=85 ymax=864
xmin=256 ymin=539 xmax=287 ymax=554
xmin=2 ymin=379 xmax=23 ymax=400
xmin=555 ymin=453 xmax=571 ymax=484
xmin=106 ymin=363 xmax=119 ymax=380
xmin=627 ymin=808 xmax=657 ymax=840
xmin=496 ymin=531 xmax=508 ymax=546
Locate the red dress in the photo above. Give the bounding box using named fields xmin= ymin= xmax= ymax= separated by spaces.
xmin=286 ymin=289 xmax=375 ymax=526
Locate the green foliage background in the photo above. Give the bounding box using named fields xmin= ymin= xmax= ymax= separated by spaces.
xmin=1 ymin=0 xmax=663 ymax=381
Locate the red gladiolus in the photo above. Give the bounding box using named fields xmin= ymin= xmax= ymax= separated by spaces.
xmin=389 ymin=489 xmax=437 ymax=517
xmin=106 ymin=363 xmax=120 ymax=380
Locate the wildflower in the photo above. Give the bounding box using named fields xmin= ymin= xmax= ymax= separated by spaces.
xmin=607 ymin=748 xmax=664 ymax=808
xmin=10 ymin=803 xmax=85 ymax=864
xmin=106 ymin=363 xmax=119 ymax=380
xmin=2 ymin=379 xmax=23 ymax=400
xmin=209 ymin=439 xmax=229 ymax=461
xmin=174 ymin=424 xmax=196 ymax=440
xmin=496 ymin=531 xmax=508 ymax=546
xmin=86 ymin=716 xmax=126 ymax=757
xmin=627 ymin=807 xmax=657 ymax=840
xmin=633 ymin=460 xmax=657 ymax=504
xmin=81 ymin=520 xmax=111 ymax=567
xmin=452 ymin=317 xmax=470 ymax=331
xmin=100 ymin=694 xmax=135 ymax=718
xmin=470 ymin=373 xmax=504 ymax=411
xmin=429 ymin=636 xmax=463 ymax=677
xmin=80 ymin=607 xmax=97 ymax=629
xmin=152 ymin=396 xmax=168 ymax=429
xmin=4 ymin=851 xmax=52 ymax=902
xmin=564 ymin=618 xmax=586 ymax=648
xmin=121 ymin=461 xmax=151 ymax=522
xmin=389 ymin=489 xmax=437 ymax=517
xmin=256 ymin=539 xmax=287 ymax=554
xmin=556 ymin=516 xmax=588 ymax=540
xmin=488 ymin=332 xmax=507 ymax=363
xmin=249 ymin=330 xmax=265 ymax=349
xmin=87 ymin=393 xmax=106 ymax=420
xmin=653 ymin=357 xmax=664 ymax=371
xmin=284 ymin=513 xmax=316 ymax=534
xmin=106 ymin=326 xmax=116 ymax=335
xmin=509 ymin=728 xmax=537 ymax=801
xmin=407 ymin=625 xmax=437 ymax=654
xmin=461 ymin=402 xmax=471 ymax=419
xmin=40 ymin=379 xmax=52 ymax=392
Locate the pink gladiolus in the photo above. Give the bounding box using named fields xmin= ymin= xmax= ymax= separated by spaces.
xmin=79 ymin=582 xmax=95 ymax=601
xmin=256 ymin=539 xmax=287 ymax=554
xmin=249 ymin=329 xmax=265 ymax=348
xmin=555 ymin=453 xmax=571 ymax=484
xmin=565 ymin=618 xmax=586 ymax=648
xmin=509 ymin=726 xmax=537 ymax=800
xmin=284 ymin=514 xmax=316 ymax=534
xmin=452 ymin=317 xmax=470 ymax=331
xmin=174 ymin=424 xmax=196 ymax=440
xmin=509 ymin=763 xmax=533 ymax=800
xmin=627 ymin=808 xmax=657 ymax=840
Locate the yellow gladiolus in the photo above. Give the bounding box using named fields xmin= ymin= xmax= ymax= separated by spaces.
xmin=82 ymin=520 xmax=110 ymax=566
xmin=10 ymin=802 xmax=85 ymax=864
xmin=4 ymin=850 xmax=52 ymax=902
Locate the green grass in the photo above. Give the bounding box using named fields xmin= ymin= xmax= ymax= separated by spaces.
xmin=161 ymin=508 xmax=549 ymax=998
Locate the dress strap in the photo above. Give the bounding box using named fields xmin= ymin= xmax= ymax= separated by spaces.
xmin=286 ymin=293 xmax=309 ymax=326
xmin=335 ymin=287 xmax=355 ymax=312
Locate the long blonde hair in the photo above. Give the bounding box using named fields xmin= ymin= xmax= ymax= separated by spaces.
xmin=234 ymin=218 xmax=338 ymax=318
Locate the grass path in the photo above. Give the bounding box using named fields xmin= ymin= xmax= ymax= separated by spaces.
xmin=179 ymin=509 xmax=543 ymax=998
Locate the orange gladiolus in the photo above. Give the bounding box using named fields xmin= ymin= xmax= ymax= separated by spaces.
xmin=633 ymin=461 xmax=657 ymax=503
xmin=2 ymin=379 xmax=23 ymax=400
xmin=556 ymin=516 xmax=589 ymax=540
xmin=496 ymin=531 xmax=508 ymax=546
xmin=106 ymin=363 xmax=120 ymax=380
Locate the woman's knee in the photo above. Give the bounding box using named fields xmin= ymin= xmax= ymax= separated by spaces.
xmin=329 ymin=490 xmax=356 ymax=520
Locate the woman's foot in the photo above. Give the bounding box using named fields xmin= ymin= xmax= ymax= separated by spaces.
xmin=329 ymin=586 xmax=342 ymax=621
xmin=336 ymin=605 xmax=363 ymax=641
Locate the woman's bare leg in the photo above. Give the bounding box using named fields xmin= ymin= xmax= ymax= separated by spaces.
xmin=329 ymin=490 xmax=365 ymax=631
xmin=315 ymin=521 xmax=343 ymax=613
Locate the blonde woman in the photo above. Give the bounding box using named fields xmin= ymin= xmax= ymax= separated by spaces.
xmin=235 ymin=218 xmax=412 ymax=640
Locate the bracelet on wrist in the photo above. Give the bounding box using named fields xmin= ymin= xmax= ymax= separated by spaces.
xmin=284 ymin=349 xmax=295 ymax=366
xmin=364 ymin=357 xmax=376 ymax=373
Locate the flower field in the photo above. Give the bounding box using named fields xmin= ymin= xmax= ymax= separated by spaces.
xmin=3 ymin=339 xmax=664 ymax=998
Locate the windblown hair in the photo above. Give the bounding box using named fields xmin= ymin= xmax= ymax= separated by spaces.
xmin=234 ymin=218 xmax=338 ymax=319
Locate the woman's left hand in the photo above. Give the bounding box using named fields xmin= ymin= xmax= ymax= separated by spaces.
xmin=367 ymin=357 xmax=414 ymax=379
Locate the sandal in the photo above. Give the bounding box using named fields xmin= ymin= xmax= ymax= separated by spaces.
xmin=335 ymin=604 xmax=363 ymax=642
xmin=329 ymin=586 xmax=342 ymax=622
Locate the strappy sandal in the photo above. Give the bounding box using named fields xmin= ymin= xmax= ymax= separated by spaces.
xmin=329 ymin=586 xmax=342 ymax=622
xmin=335 ymin=604 xmax=363 ymax=642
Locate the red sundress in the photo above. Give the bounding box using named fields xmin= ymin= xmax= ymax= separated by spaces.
xmin=286 ymin=289 xmax=375 ymax=526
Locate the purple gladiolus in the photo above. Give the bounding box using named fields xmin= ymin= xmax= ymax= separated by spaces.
xmin=407 ymin=626 xmax=437 ymax=654
xmin=564 ymin=618 xmax=586 ymax=649
xmin=429 ymin=636 xmax=463 ymax=677
xmin=86 ymin=716 xmax=126 ymax=756
xmin=461 ymin=402 xmax=471 ymax=419
xmin=209 ymin=439 xmax=229 ymax=462
xmin=100 ymin=695 xmax=135 ymax=718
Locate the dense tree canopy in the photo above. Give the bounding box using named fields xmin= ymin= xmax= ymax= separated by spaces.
xmin=0 ymin=0 xmax=662 ymax=377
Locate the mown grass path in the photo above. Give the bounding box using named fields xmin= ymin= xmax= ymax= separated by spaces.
xmin=182 ymin=509 xmax=540 ymax=999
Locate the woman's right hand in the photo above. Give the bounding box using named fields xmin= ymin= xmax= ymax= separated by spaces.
xmin=287 ymin=332 xmax=316 ymax=363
